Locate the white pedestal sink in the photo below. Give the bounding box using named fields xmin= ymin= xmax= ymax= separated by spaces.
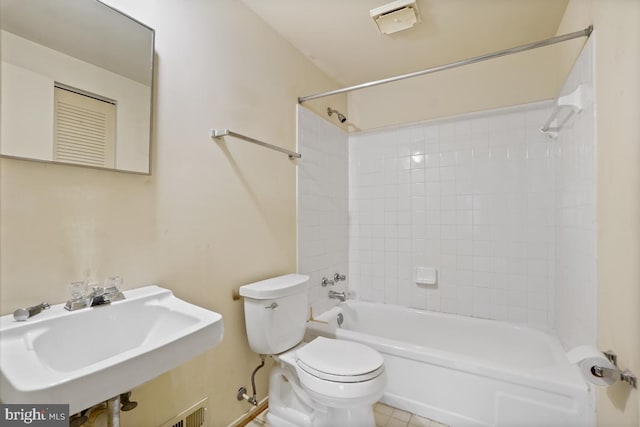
xmin=0 ymin=285 xmax=224 ymax=414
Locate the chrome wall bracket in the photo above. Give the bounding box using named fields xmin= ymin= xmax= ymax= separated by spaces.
xmin=596 ymin=350 xmax=638 ymax=389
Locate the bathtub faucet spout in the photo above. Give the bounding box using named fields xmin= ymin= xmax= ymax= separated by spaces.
xmin=328 ymin=290 xmax=347 ymax=302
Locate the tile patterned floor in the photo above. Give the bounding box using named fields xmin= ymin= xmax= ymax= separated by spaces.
xmin=373 ymin=403 xmax=448 ymax=427
xmin=246 ymin=402 xmax=449 ymax=427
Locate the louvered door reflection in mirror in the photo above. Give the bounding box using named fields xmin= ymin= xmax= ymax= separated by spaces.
xmin=0 ymin=0 xmax=154 ymax=174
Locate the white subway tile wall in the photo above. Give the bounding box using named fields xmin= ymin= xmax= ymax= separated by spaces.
xmin=553 ymin=37 xmax=596 ymax=348
xmin=349 ymin=102 xmax=558 ymax=329
xmin=297 ymin=106 xmax=349 ymax=315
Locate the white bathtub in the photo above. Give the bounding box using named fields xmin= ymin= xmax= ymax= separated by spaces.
xmin=306 ymin=301 xmax=593 ymax=427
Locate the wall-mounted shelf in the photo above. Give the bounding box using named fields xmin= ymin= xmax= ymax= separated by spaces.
xmin=540 ymin=85 xmax=585 ymax=140
xmin=210 ymin=129 xmax=301 ymax=159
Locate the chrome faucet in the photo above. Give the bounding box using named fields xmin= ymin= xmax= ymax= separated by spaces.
xmin=328 ymin=290 xmax=347 ymax=302
xmin=65 ymin=277 xmax=126 ymax=311
xmin=88 ymin=285 xmax=125 ymax=307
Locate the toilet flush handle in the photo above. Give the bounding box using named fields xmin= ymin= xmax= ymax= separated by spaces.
xmin=264 ymin=302 xmax=278 ymax=310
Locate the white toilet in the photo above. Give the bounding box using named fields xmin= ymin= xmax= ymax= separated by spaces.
xmin=239 ymin=274 xmax=386 ymax=427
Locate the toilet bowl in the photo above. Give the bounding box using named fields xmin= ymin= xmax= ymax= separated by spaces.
xmin=294 ymin=337 xmax=385 ymax=405
xmin=239 ymin=274 xmax=386 ymax=427
xmin=268 ymin=338 xmax=385 ymax=427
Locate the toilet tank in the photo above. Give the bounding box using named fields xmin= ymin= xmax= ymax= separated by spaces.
xmin=239 ymin=274 xmax=310 ymax=355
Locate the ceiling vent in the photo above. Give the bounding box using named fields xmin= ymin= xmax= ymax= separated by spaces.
xmin=370 ymin=0 xmax=421 ymax=35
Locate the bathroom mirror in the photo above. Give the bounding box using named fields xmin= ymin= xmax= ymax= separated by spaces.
xmin=0 ymin=0 xmax=154 ymax=174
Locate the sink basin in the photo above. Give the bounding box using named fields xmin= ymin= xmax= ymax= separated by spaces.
xmin=0 ymin=285 xmax=223 ymax=413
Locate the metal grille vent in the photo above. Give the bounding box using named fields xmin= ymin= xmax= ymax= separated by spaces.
xmin=53 ymin=86 xmax=116 ymax=168
xmin=160 ymin=398 xmax=208 ymax=427
xmin=186 ymin=407 xmax=206 ymax=427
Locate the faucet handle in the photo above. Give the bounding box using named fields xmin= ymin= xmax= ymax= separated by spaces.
xmin=105 ymin=275 xmax=123 ymax=291
xmin=321 ymin=277 xmax=335 ymax=287
xmin=69 ymin=281 xmax=87 ymax=299
xmin=334 ymin=273 xmax=346 ymax=282
xmin=103 ymin=275 xmax=126 ymax=302
xmin=65 ymin=281 xmax=89 ymax=311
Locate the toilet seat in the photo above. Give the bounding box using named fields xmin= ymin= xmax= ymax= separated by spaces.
xmin=295 ymin=337 xmax=384 ymax=383
xmin=275 ymin=337 xmax=386 ymax=406
xmin=297 ymin=359 xmax=384 ymax=383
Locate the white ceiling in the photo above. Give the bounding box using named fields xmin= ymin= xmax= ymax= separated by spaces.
xmin=241 ymin=0 xmax=569 ymax=87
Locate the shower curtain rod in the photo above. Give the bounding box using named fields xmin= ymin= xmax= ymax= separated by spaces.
xmin=298 ymin=25 xmax=593 ymax=103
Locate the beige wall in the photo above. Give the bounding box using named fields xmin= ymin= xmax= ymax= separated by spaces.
xmin=346 ymin=35 xmax=568 ymax=131
xmin=0 ymin=160 xmax=159 ymax=311
xmin=557 ymin=1 xmax=640 ymax=426
xmin=0 ymin=0 xmax=345 ymax=425
xmin=2 ymin=0 xmax=637 ymax=425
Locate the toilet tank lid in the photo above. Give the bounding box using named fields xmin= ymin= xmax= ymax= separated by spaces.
xmin=239 ymin=274 xmax=310 ymax=299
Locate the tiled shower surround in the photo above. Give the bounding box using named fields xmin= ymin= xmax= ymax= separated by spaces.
xmin=297 ymin=106 xmax=349 ymax=315
xmin=298 ymin=40 xmax=595 ymax=335
xmin=553 ymin=37 xmax=596 ymax=348
xmin=348 ymin=103 xmax=558 ymax=328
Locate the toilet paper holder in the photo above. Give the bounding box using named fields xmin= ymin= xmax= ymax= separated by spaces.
xmin=594 ymin=350 xmax=637 ymax=389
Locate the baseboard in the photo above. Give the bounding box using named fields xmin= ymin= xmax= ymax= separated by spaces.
xmin=227 ymin=397 xmax=269 ymax=427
